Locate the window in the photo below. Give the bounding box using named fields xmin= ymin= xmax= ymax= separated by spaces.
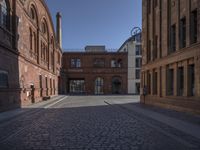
xmin=135 ymin=45 xmax=141 ymax=55
xmin=148 ymin=0 xmax=151 ymax=14
xmin=170 ymin=24 xmax=176 ymax=53
xmin=69 ymin=80 xmax=85 ymax=94
xmin=111 ymin=59 xmax=122 ymax=68
xmin=30 ymin=7 xmax=35 ymax=20
xmin=177 ymin=67 xmax=184 ymax=96
xmin=154 ymin=0 xmax=158 ymax=8
xmin=94 ymin=58 xmax=105 ymax=68
xmin=71 ymin=58 xmax=81 ymax=68
xmin=147 ymin=40 xmax=151 ymax=62
xmin=188 ymin=64 xmax=195 ymax=96
xmin=134 ymin=33 xmax=141 ymax=43
xmin=136 ymin=69 xmax=141 ymax=79
xmin=136 ymin=58 xmax=142 ymax=68
xmin=190 ymin=9 xmax=197 ymax=44
xmin=153 ymin=71 xmax=158 ymax=95
xmin=135 ymin=83 xmax=140 ymax=94
xmin=0 ymin=0 xmax=9 ymax=29
xmin=95 ymin=77 xmax=104 ymax=94
xmin=153 ymin=35 xmax=158 ymax=59
xmin=180 ymin=17 xmax=186 ymax=48
xmin=0 ymin=70 xmax=8 ymax=88
xmin=167 ymin=68 xmax=174 ymax=96
xmin=147 ymin=72 xmax=151 ymax=94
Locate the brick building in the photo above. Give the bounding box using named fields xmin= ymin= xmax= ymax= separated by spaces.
xmin=141 ymin=0 xmax=200 ymax=113
xmin=0 ymin=0 xmax=62 ymax=111
xmin=62 ymin=46 xmax=128 ymax=95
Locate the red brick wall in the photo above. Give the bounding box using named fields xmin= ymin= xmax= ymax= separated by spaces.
xmin=62 ymin=52 xmax=128 ymax=95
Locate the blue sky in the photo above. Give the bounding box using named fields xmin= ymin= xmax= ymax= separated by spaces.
xmin=46 ymin=0 xmax=142 ymax=50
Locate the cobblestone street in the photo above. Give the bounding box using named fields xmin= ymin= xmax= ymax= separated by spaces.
xmin=0 ymin=96 xmax=200 ymax=150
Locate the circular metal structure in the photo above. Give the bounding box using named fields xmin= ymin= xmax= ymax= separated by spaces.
xmin=131 ymin=27 xmax=141 ymax=36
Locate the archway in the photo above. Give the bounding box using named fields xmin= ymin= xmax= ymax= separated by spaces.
xmin=112 ymin=77 xmax=122 ymax=94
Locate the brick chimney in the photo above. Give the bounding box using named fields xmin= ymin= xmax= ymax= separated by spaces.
xmin=56 ymin=12 xmax=62 ymax=49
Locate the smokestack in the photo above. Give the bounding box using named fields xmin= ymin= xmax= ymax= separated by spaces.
xmin=56 ymin=12 xmax=62 ymax=49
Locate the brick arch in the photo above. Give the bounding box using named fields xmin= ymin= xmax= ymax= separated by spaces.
xmin=27 ymin=1 xmax=39 ymax=27
xmin=40 ymin=17 xmax=49 ymax=40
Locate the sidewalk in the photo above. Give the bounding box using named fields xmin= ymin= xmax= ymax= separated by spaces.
xmin=107 ymin=99 xmax=200 ymax=140
xmin=0 ymin=95 xmax=66 ymax=123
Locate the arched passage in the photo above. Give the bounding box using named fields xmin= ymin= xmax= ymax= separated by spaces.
xmin=112 ymin=77 xmax=122 ymax=94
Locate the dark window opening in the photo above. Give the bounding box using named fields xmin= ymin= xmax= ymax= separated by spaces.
xmin=177 ymin=67 xmax=184 ymax=96
xmin=180 ymin=17 xmax=186 ymax=48
xmin=190 ymin=9 xmax=197 ymax=44
xmin=170 ymin=24 xmax=176 ymax=53
xmin=136 ymin=69 xmax=141 ymax=79
xmin=188 ymin=64 xmax=195 ymax=96
xmin=147 ymin=40 xmax=151 ymax=62
xmin=153 ymin=71 xmax=158 ymax=95
xmin=136 ymin=45 xmax=142 ymax=55
xmin=167 ymin=68 xmax=174 ymax=96
xmin=0 ymin=70 xmax=8 ymax=88
xmin=136 ymin=58 xmax=142 ymax=68
xmin=153 ymin=35 xmax=158 ymax=59
xmin=147 ymin=72 xmax=151 ymax=94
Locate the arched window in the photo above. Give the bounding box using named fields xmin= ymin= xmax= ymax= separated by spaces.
xmin=0 ymin=0 xmax=9 ymax=29
xmin=95 ymin=77 xmax=104 ymax=95
xmin=29 ymin=5 xmax=37 ymax=23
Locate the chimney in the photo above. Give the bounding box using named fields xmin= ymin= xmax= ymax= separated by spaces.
xmin=56 ymin=12 xmax=62 ymax=48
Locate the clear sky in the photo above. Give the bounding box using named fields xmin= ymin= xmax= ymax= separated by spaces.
xmin=45 ymin=0 xmax=142 ymax=50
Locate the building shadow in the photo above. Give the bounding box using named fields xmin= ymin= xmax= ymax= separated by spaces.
xmin=0 ymin=13 xmax=21 ymax=112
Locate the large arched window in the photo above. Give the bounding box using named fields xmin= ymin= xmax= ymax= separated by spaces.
xmin=0 ymin=0 xmax=9 ymax=29
xmin=95 ymin=77 xmax=104 ymax=95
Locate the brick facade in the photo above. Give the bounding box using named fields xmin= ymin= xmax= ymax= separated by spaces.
xmin=0 ymin=0 xmax=62 ymax=111
xmin=141 ymin=0 xmax=200 ymax=113
xmin=62 ymin=51 xmax=128 ymax=95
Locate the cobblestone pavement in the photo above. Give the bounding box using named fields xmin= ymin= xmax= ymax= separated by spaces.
xmin=0 ymin=96 xmax=200 ymax=150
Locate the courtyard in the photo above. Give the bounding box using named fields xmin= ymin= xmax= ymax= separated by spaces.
xmin=0 ymin=96 xmax=199 ymax=150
